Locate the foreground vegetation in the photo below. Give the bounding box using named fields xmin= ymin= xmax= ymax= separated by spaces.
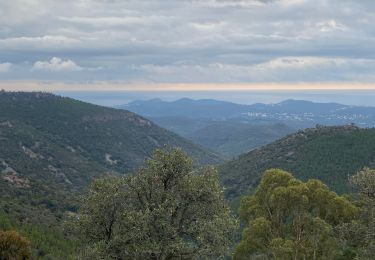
xmin=342 ymin=168 xmax=375 ymax=258
xmin=0 ymin=211 xmax=76 ymax=259
xmin=72 ymin=149 xmax=237 ymax=259
xmin=71 ymin=150 xmax=374 ymax=259
xmin=234 ymin=167 xmax=375 ymax=259
xmin=235 ymin=169 xmax=358 ymax=259
xmin=1 ymin=148 xmax=375 ymax=259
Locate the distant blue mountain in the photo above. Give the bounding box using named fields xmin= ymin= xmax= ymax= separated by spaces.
xmin=117 ymin=98 xmax=375 ymax=157
xmin=120 ymin=98 xmax=375 ymax=127
xmin=119 ymin=98 xmax=249 ymax=119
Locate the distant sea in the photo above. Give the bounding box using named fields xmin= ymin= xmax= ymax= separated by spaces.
xmin=55 ymin=90 xmax=375 ymax=107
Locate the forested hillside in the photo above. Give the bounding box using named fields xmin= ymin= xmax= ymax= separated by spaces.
xmin=0 ymin=91 xmax=221 ymax=258
xmin=2 ymin=92 xmax=375 ymax=259
xmin=187 ymin=121 xmax=293 ymax=157
xmin=220 ymin=125 xmax=375 ymax=203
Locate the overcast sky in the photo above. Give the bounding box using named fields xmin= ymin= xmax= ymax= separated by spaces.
xmin=1 ymin=0 xmax=375 ymax=84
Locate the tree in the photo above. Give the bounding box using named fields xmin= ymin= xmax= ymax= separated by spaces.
xmin=350 ymin=167 xmax=375 ymax=200
xmin=234 ymin=169 xmax=358 ymax=260
xmin=74 ymin=148 xmax=237 ymax=259
xmin=338 ymin=167 xmax=375 ymax=259
xmin=0 ymin=230 xmax=31 ymax=260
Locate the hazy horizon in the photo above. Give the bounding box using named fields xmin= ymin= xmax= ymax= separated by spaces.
xmin=55 ymin=90 xmax=375 ymax=107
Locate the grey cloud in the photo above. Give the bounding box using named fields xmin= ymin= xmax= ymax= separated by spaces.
xmin=134 ymin=57 xmax=375 ymax=83
xmin=0 ymin=62 xmax=12 ymax=73
xmin=0 ymin=0 xmax=375 ymax=82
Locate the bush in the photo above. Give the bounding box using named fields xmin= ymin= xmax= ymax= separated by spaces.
xmin=0 ymin=230 xmax=31 ymax=260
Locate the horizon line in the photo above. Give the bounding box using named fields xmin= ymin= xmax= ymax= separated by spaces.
xmin=1 ymin=81 xmax=375 ymax=91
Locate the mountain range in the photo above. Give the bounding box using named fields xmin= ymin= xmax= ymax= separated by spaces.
xmin=121 ymin=98 xmax=375 ymax=126
xmin=120 ymin=98 xmax=375 ymax=156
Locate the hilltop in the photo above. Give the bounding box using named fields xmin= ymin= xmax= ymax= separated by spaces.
xmin=220 ymin=125 xmax=375 ymax=203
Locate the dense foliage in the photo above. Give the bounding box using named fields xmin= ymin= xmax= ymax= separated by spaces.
xmin=220 ymin=125 xmax=375 ymax=204
xmin=186 ymin=121 xmax=294 ymax=157
xmin=336 ymin=168 xmax=375 ymax=259
xmin=74 ymin=149 xmax=237 ymax=259
xmin=234 ymin=169 xmax=359 ymax=259
xmin=0 ymin=211 xmax=76 ymax=259
xmin=0 ymin=229 xmax=31 ymax=260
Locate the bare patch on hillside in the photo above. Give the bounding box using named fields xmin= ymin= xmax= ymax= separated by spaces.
xmin=105 ymin=154 xmax=118 ymax=165
xmin=0 ymin=121 xmax=13 ymax=128
xmin=1 ymin=160 xmax=30 ymax=188
xmin=48 ymin=165 xmax=72 ymax=184
xmin=22 ymin=145 xmax=44 ymax=159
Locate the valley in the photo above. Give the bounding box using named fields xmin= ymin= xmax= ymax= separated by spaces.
xmin=121 ymin=98 xmax=375 ymax=157
xmin=1 ymin=91 xmax=375 ymax=259
xmin=3 ymin=0 xmax=375 ymax=258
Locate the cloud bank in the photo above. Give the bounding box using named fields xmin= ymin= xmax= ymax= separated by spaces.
xmin=0 ymin=0 xmax=375 ymax=84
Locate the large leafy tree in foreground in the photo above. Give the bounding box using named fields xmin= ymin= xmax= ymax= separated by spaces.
xmin=74 ymin=148 xmax=237 ymax=259
xmin=234 ymin=169 xmax=358 ymax=260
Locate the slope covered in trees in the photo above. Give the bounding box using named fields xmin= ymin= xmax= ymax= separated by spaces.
xmin=220 ymin=125 xmax=375 ymax=203
xmin=186 ymin=121 xmax=293 ymax=157
xmin=0 ymin=91 xmax=221 ymax=258
xmin=234 ymin=169 xmax=359 ymax=259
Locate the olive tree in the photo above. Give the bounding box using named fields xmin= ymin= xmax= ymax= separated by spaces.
xmin=74 ymin=148 xmax=237 ymax=259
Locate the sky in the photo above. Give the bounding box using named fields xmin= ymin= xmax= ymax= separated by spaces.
xmin=1 ymin=0 xmax=375 ymax=87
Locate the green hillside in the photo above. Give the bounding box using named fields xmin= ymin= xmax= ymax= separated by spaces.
xmin=187 ymin=121 xmax=294 ymax=157
xmin=0 ymin=91 xmax=221 ymax=223
xmin=220 ymin=125 xmax=375 ymax=203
